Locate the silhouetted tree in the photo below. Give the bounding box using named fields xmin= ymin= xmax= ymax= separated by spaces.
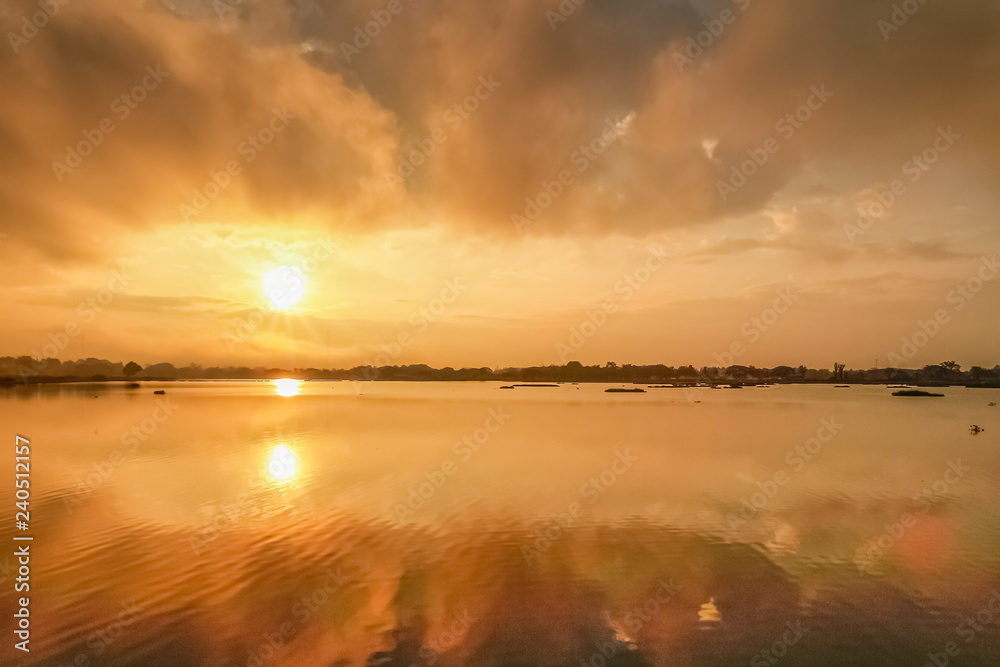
xmin=142 ymin=362 xmax=177 ymax=378
xmin=123 ymin=361 xmax=142 ymax=377
xmin=940 ymin=361 xmax=961 ymax=376
xmin=922 ymin=364 xmax=948 ymax=382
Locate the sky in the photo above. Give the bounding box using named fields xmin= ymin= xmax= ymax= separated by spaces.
xmin=1 ymin=0 xmax=999 ymax=370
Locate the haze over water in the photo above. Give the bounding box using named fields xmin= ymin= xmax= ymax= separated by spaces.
xmin=2 ymin=381 xmax=999 ymax=666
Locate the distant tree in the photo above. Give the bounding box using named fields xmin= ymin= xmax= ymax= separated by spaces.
xmin=726 ymin=365 xmax=749 ymax=380
xmin=887 ymin=368 xmax=911 ymax=382
xmin=142 ymin=362 xmax=177 ymax=378
xmin=74 ymin=358 xmax=121 ymax=377
xmin=920 ymin=364 xmax=957 ymax=383
xmin=123 ymin=361 xmax=142 ymax=377
xmin=833 ymin=362 xmax=846 ymax=381
xmin=39 ymin=358 xmax=62 ymax=375
xmin=179 ymin=363 xmax=203 ymax=379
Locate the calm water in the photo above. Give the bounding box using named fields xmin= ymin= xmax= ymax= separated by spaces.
xmin=2 ymin=381 xmax=999 ymax=666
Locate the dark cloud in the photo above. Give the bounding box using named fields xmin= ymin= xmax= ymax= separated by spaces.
xmin=0 ymin=0 xmax=399 ymax=261
xmin=1 ymin=0 xmax=998 ymax=258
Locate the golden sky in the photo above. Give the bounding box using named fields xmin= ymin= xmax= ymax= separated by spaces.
xmin=1 ymin=0 xmax=998 ymax=369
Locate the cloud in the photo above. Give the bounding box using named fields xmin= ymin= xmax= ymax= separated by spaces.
xmin=0 ymin=0 xmax=400 ymax=261
xmin=1 ymin=0 xmax=998 ymax=260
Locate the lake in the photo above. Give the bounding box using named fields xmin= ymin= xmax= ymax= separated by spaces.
xmin=1 ymin=381 xmax=999 ymax=666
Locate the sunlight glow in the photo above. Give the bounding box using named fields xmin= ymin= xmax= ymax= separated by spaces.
xmin=698 ymin=598 xmax=722 ymax=626
xmin=268 ymin=444 xmax=297 ymax=482
xmin=273 ymin=378 xmax=301 ymax=397
xmin=264 ymin=265 xmax=306 ymax=309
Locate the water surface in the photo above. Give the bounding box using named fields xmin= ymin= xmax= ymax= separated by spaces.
xmin=2 ymin=381 xmax=999 ymax=666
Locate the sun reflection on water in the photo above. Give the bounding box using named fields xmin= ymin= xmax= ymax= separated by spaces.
xmin=273 ymin=378 xmax=301 ymax=397
xmin=268 ymin=444 xmax=297 ymax=482
xmin=698 ymin=597 xmax=722 ymax=627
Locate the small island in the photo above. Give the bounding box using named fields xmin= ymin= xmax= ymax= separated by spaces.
xmin=892 ymin=390 xmax=944 ymax=397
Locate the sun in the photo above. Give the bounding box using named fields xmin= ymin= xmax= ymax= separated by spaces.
xmin=263 ymin=265 xmax=306 ymax=309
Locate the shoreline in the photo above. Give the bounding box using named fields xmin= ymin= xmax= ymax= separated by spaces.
xmin=4 ymin=377 xmax=1000 ymax=389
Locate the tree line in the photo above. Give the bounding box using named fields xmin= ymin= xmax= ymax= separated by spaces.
xmin=2 ymin=356 xmax=999 ymax=387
